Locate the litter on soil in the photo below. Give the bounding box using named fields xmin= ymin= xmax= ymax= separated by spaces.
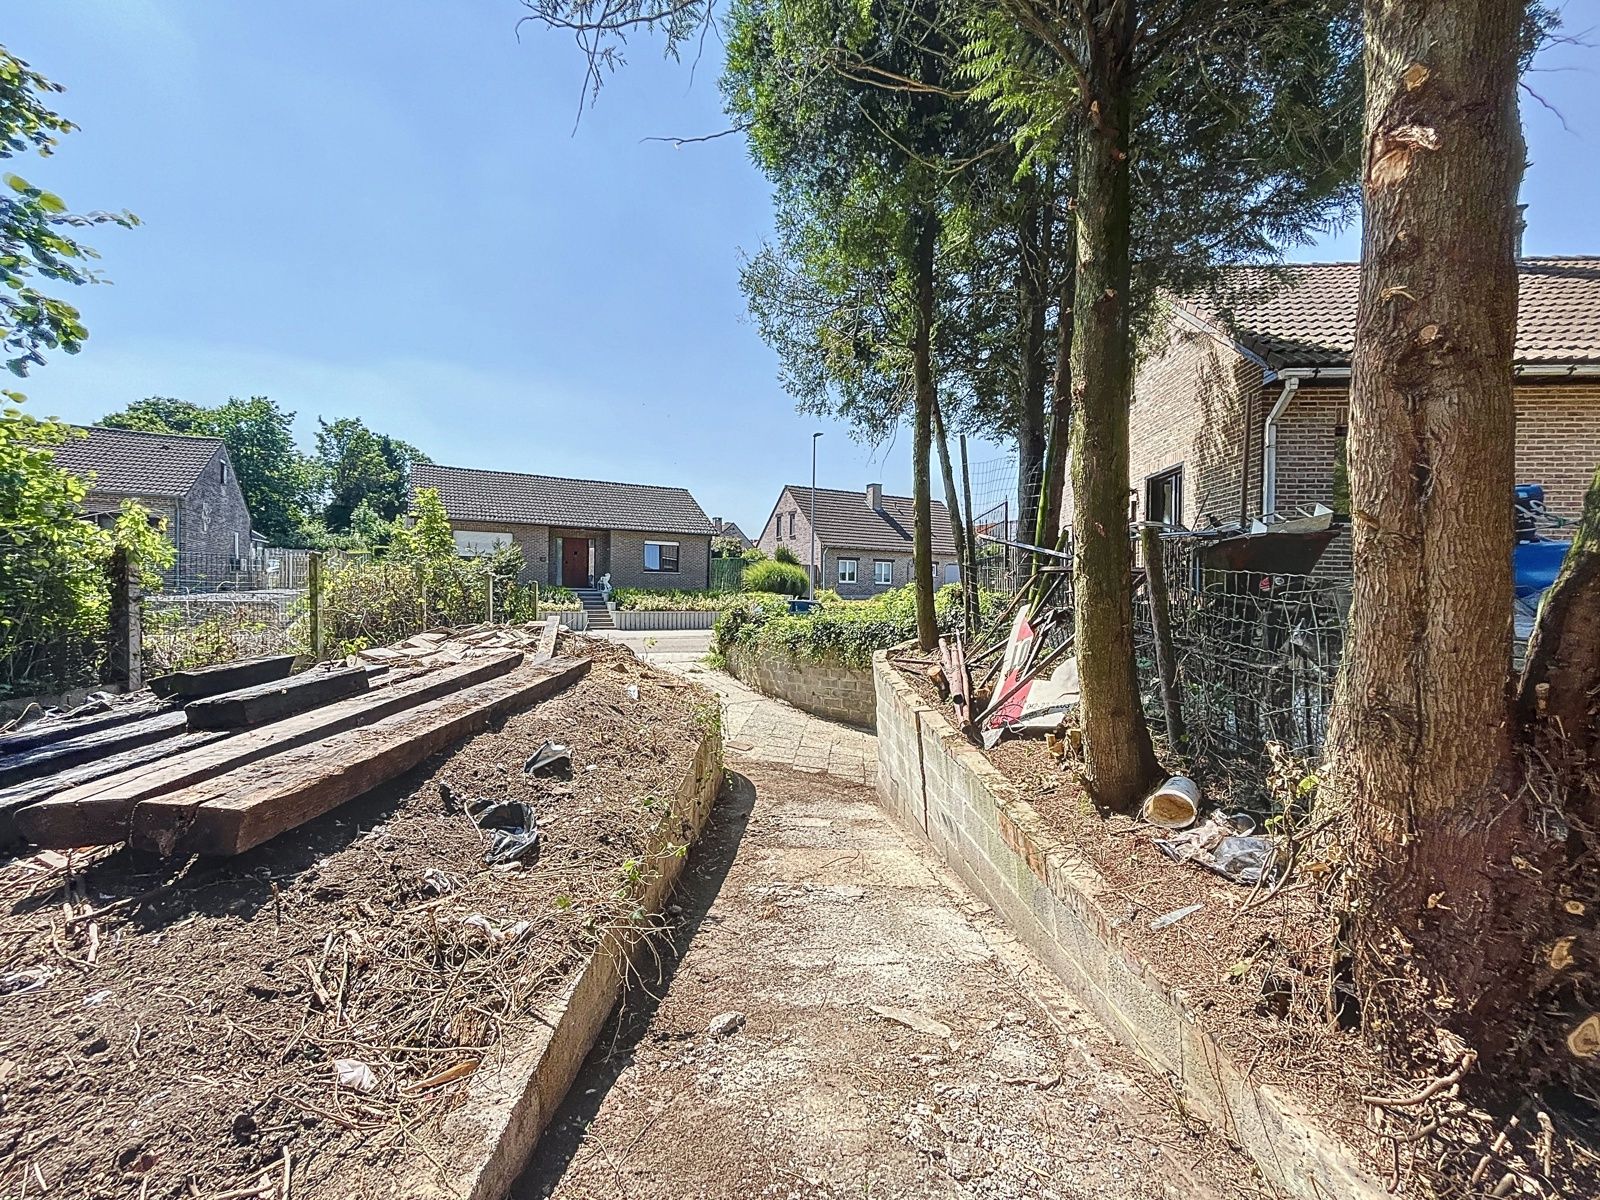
xmin=0 ymin=630 xmax=715 ymax=1200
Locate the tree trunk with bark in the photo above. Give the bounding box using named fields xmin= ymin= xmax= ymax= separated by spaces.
xmin=1038 ymin=264 xmax=1075 ymax=551
xmin=1068 ymin=0 xmax=1160 ymax=813
xmin=912 ymin=207 xmax=939 ymax=651
xmin=1017 ymin=176 xmax=1049 ymax=580
xmin=932 ymin=398 xmax=970 ymax=619
xmin=1323 ymin=0 xmax=1530 ymax=1066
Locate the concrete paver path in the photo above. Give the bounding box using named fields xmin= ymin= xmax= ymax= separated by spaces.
xmin=517 ymin=645 xmax=1246 ymax=1199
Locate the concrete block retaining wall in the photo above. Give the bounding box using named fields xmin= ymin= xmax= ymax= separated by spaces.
xmin=871 ymin=653 xmax=1385 ymax=1200
xmin=554 ymin=611 xmax=588 ymax=631
xmin=612 ymin=609 xmax=718 ymax=631
xmin=726 ymin=642 xmax=875 ymax=729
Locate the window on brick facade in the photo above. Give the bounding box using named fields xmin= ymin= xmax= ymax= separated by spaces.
xmin=873 ymin=559 xmax=893 ymax=586
xmin=1145 ymin=467 xmax=1183 ymax=527
xmin=788 ymin=512 xmax=796 ymax=538
xmin=644 ymin=541 xmax=680 ymax=572
xmin=838 ymin=557 xmax=858 ymax=584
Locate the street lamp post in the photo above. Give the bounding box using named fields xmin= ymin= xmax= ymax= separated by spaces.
xmin=810 ymin=432 xmax=822 ymax=600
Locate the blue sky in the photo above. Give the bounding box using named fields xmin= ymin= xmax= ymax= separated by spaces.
xmin=7 ymin=0 xmax=1600 ymax=535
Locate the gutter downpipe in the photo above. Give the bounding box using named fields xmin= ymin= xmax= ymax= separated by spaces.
xmin=1261 ymin=376 xmax=1299 ymax=518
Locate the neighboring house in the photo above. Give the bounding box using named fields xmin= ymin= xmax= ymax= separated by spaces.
xmin=758 ymin=483 xmax=960 ymax=598
xmin=1118 ymin=257 xmax=1600 ymax=574
xmin=411 ymin=463 xmax=717 ymax=589
xmin=711 ymin=517 xmax=754 ymax=550
xmin=51 ymin=425 xmax=255 ymax=579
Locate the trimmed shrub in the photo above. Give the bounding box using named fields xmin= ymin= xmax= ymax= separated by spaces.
xmin=612 ymin=588 xmax=729 ymax=612
xmin=742 ymin=559 xmax=810 ymax=596
xmin=715 ymin=582 xmax=1004 ymax=668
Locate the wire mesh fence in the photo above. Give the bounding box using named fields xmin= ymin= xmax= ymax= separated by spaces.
xmin=143 ymin=552 xmax=308 ymax=675
xmin=0 ymin=540 xmax=113 ymax=701
xmin=1132 ymin=534 xmax=1347 ymax=767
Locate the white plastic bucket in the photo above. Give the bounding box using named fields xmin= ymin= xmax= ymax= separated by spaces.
xmin=1143 ymin=776 xmax=1201 ymax=829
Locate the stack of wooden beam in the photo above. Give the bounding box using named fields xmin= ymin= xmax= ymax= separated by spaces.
xmin=0 ymin=620 xmax=585 ymax=857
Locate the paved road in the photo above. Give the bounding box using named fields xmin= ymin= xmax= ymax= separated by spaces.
xmin=595 ymin=630 xmax=877 ymax=785
xmin=516 ymin=645 xmax=1246 ymax=1199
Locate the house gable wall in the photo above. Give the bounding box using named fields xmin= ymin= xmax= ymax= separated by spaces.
xmin=172 ymin=445 xmax=254 ymax=575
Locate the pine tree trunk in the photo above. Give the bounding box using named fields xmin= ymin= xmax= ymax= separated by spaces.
xmin=1038 ymin=263 xmax=1075 ymax=550
xmin=932 ymin=398 xmax=969 ymax=606
xmin=1068 ymin=1 xmax=1160 ymax=813
xmin=912 ymin=208 xmax=939 ymax=651
xmin=1017 ymin=177 xmax=1049 ymax=578
xmin=1324 ymin=0 xmax=1527 ymax=1063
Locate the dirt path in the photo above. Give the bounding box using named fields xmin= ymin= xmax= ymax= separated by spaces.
xmin=515 ymin=672 xmax=1258 ymax=1200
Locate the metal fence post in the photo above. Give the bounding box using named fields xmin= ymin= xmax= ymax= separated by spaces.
xmin=486 ymin=570 xmax=496 ymax=624
xmin=106 ymin=547 xmax=143 ymax=692
xmin=1139 ymin=525 xmax=1187 ymax=755
xmin=308 ymin=551 xmax=324 ymax=660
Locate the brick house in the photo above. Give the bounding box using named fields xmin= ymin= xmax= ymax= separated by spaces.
xmin=411 ymin=463 xmax=717 ymax=590
xmin=757 ymin=483 xmax=960 ymax=598
xmin=1118 ymin=258 xmax=1600 ymax=573
xmin=51 ymin=425 xmax=255 ymax=579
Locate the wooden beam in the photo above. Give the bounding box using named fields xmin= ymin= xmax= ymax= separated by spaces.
xmin=0 ymin=711 xmax=190 ymax=789
xmin=0 ymin=732 xmax=230 ymax=846
xmin=0 ymin=699 xmax=166 ymax=757
xmin=16 ymin=653 xmax=523 ymax=849
xmin=184 ymin=665 xmax=371 ymax=731
xmin=536 ymin=616 xmax=561 ymax=661
xmin=147 ymin=654 xmax=295 ymax=701
xmin=132 ymin=657 xmax=588 ymax=857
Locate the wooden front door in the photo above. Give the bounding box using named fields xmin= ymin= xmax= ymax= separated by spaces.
xmin=561 ymin=538 xmax=590 ymax=587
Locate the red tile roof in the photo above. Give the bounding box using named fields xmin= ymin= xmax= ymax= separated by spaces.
xmin=1185 ymin=258 xmax=1600 ymax=369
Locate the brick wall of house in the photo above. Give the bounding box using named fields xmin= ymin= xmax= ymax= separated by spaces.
xmin=608 ymin=530 xmax=712 ymax=590
xmin=1120 ymin=322 xmax=1270 ymax=530
xmin=174 ymin=445 xmax=254 ymax=575
xmin=757 ymin=489 xmax=819 ymax=580
xmin=821 ymin=547 xmax=927 ymax=597
xmin=1515 ymin=381 xmax=1600 ymax=516
xmin=450 ymin=521 xmax=551 ymax=583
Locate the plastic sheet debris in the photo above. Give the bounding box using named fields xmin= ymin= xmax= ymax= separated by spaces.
xmin=465 ymin=798 xmax=542 ymax=866
xmin=1154 ymin=812 xmax=1278 ymax=886
xmin=460 ymin=914 xmax=533 ymax=945
xmin=1149 ymin=903 xmax=1203 ymax=930
xmin=421 ymin=867 xmax=458 ymax=896
xmin=523 ymin=741 xmax=571 ymax=777
xmin=0 ymin=968 xmax=51 ymax=996
xmin=626 ymin=685 xmax=640 ymax=701
xmin=334 ymin=1059 xmax=378 ymax=1093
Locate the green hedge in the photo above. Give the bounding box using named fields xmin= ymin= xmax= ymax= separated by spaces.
xmin=714 ymin=583 xmax=1003 ymax=669
xmin=741 ymin=559 xmax=810 ymax=596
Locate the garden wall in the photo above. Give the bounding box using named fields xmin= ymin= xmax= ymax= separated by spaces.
xmin=870 ymin=652 xmax=1385 ymax=1200
xmin=725 ymin=643 xmax=874 ymax=729
xmin=612 ymin=610 xmax=717 ymax=631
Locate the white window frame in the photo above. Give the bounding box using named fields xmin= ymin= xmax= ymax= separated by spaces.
xmin=644 ymin=541 xmax=680 ymax=572
xmin=837 ymin=557 xmax=858 ymax=584
xmin=453 ymin=530 xmax=510 ymax=558
xmin=873 ymin=559 xmax=894 ymax=586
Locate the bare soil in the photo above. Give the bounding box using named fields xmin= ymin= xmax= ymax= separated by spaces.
xmin=0 ymin=632 xmax=714 ymax=1200
xmin=520 ymin=761 xmax=1264 ymax=1200
xmin=888 ymin=651 xmax=1600 ymax=1197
